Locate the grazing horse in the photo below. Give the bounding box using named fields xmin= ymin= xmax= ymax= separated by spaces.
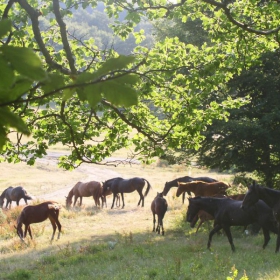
xmin=242 ymin=181 xmax=280 ymax=252
xmin=176 ymin=181 xmax=229 ymax=198
xmin=162 ymin=176 xmax=217 ymax=203
xmin=0 ymin=186 xmax=32 ymax=209
xmin=187 ymin=196 xmax=277 ymax=252
xmin=190 ymin=193 xmax=245 ymax=234
xmin=102 ymin=177 xmax=151 ymax=209
xmin=15 ymin=201 xmax=62 ymax=242
xmin=151 ymin=192 xmax=168 ymax=235
xmin=66 ymin=181 xmax=104 ymax=208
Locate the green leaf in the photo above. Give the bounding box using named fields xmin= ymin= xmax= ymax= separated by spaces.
xmin=95 ymin=55 xmax=135 ymax=77
xmin=0 ymin=19 xmax=12 ymax=38
xmin=0 ymin=107 xmax=30 ymax=135
xmin=84 ymin=84 xmax=103 ymax=107
xmin=0 ymin=55 xmax=14 ymax=89
xmin=102 ymin=80 xmax=138 ymax=107
xmin=1 ymin=45 xmax=47 ymax=81
xmin=42 ymin=73 xmax=65 ymax=93
xmin=0 ymin=77 xmax=32 ymax=103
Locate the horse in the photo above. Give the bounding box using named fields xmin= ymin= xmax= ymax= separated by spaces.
xmin=15 ymin=201 xmax=62 ymax=242
xmin=176 ymin=181 xmax=229 ymax=198
xmin=242 ymin=181 xmax=280 ymax=252
xmin=0 ymin=186 xmax=32 ymax=209
xmin=151 ymin=192 xmax=168 ymax=235
xmin=102 ymin=177 xmax=151 ymax=209
xmin=162 ymin=176 xmax=217 ymax=203
xmin=189 ymin=193 xmax=245 ymax=234
xmin=65 ymin=181 xmax=104 ymax=208
xmin=186 ymin=196 xmax=277 ymax=252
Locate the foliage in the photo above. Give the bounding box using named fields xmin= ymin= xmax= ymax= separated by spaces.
xmin=0 ymin=0 xmax=279 ymax=169
xmin=192 ymin=51 xmax=280 ymax=188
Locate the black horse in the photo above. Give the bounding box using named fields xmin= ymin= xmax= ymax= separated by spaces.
xmin=242 ymin=181 xmax=280 ymax=252
xmin=187 ymin=196 xmax=277 ymax=252
xmin=102 ymin=177 xmax=151 ymax=209
xmin=0 ymin=186 xmax=32 ymax=209
xmin=162 ymin=176 xmax=217 ymax=203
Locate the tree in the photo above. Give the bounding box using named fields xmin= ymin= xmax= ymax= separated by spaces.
xmin=192 ymin=51 xmax=280 ymax=188
xmin=0 ymin=0 xmax=279 ymax=169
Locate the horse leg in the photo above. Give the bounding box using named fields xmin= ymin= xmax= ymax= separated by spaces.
xmin=223 ymin=225 xmax=235 ymax=252
xmin=182 ymin=192 xmax=185 ymax=204
xmin=111 ymin=194 xmax=116 ymax=209
xmin=73 ymin=196 xmax=78 ymax=206
xmin=27 ymin=225 xmax=33 ymax=239
xmin=121 ymin=193 xmax=125 ymax=209
xmin=262 ymin=228 xmax=271 ymax=249
xmin=207 ymin=224 xmax=222 ymax=250
xmin=159 ymin=216 xmax=165 ymax=236
xmin=136 ymin=190 xmax=144 ymax=207
xmin=79 ymin=197 xmax=83 ymax=206
xmin=152 ymin=213 xmax=156 ymax=232
xmin=195 ymin=220 xmax=204 ymax=235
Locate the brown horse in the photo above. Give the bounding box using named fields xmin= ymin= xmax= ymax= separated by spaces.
xmin=151 ymin=192 xmax=168 ymax=235
xmin=65 ymin=181 xmax=104 ymax=208
xmin=15 ymin=201 xmax=62 ymax=242
xmin=0 ymin=186 xmax=32 ymax=209
xmin=102 ymin=177 xmax=152 ymax=209
xmin=176 ymin=181 xmax=230 ymax=198
xmin=162 ymin=176 xmax=217 ymax=203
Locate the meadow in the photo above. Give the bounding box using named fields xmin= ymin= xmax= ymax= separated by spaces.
xmin=0 ymin=154 xmax=280 ymax=280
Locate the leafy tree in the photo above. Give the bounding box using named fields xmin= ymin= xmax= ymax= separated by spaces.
xmin=0 ymin=0 xmax=279 ymax=169
xmin=192 ymin=51 xmax=280 ymax=188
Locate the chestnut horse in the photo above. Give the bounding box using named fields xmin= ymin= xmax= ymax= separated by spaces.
xmin=151 ymin=192 xmax=168 ymax=235
xmin=0 ymin=186 xmax=32 ymax=209
xmin=15 ymin=201 xmax=62 ymax=242
xmin=176 ymin=181 xmax=229 ymax=198
xmin=102 ymin=177 xmax=151 ymax=209
xmin=242 ymin=181 xmax=280 ymax=252
xmin=162 ymin=176 xmax=217 ymax=203
xmin=66 ymin=181 xmax=104 ymax=208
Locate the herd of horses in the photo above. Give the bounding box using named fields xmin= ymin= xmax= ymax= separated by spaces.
xmin=2 ymin=176 xmax=280 ymax=253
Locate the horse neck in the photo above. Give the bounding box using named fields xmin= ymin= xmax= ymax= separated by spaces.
xmin=67 ymin=189 xmax=74 ymax=199
xmin=260 ymin=187 xmax=280 ymax=208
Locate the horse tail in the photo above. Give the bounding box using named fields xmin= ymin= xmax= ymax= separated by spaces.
xmin=24 ymin=194 xmax=32 ymax=200
xmin=143 ymin=179 xmax=151 ymax=197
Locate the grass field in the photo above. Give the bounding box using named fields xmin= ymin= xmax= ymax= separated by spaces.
xmin=0 ymin=154 xmax=279 ymax=280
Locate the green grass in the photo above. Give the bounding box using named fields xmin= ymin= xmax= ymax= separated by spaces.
xmin=0 ymin=158 xmax=278 ymax=280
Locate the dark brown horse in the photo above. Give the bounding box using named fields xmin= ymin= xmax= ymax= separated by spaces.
xmin=15 ymin=201 xmax=62 ymax=242
xmin=162 ymin=176 xmax=217 ymax=203
xmin=187 ymin=196 xmax=277 ymax=252
xmin=0 ymin=186 xmax=32 ymax=209
xmin=151 ymin=192 xmax=168 ymax=235
xmin=65 ymin=181 xmax=104 ymax=208
xmin=102 ymin=177 xmax=152 ymax=209
xmin=190 ymin=194 xmax=245 ymax=234
xmin=176 ymin=181 xmax=229 ymax=198
xmin=242 ymin=181 xmax=280 ymax=252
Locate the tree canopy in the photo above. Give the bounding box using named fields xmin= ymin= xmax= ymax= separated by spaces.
xmin=0 ymin=0 xmax=279 ymax=170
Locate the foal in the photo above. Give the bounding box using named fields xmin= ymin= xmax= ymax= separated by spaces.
xmin=151 ymin=192 xmax=168 ymax=235
xmin=15 ymin=201 xmax=62 ymax=242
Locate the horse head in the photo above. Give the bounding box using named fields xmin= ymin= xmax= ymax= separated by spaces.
xmin=14 ymin=223 xmax=25 ymax=242
xmin=65 ymin=196 xmax=72 ymax=208
xmin=241 ymin=181 xmax=260 ymax=211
